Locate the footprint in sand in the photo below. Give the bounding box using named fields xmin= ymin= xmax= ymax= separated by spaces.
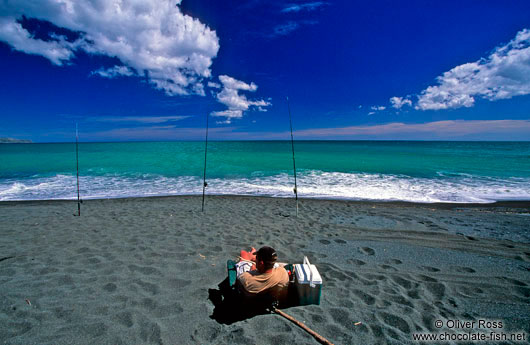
xmin=75 ymin=322 xmax=108 ymax=338
xmin=138 ymin=319 xmax=162 ymax=344
xmin=366 ymin=273 xmax=386 ymax=281
xmin=76 ymin=247 xmax=91 ymax=254
xmin=115 ymin=311 xmax=134 ymax=328
xmin=102 ymin=282 xmax=117 ymax=292
xmin=454 ymin=266 xmax=476 ymax=273
xmin=425 ymin=282 xmax=446 ymax=299
xmin=387 ymin=328 xmax=401 ymax=341
xmin=0 ymin=268 xmax=16 ymax=277
xmin=86 ymin=257 xmax=101 ymax=265
xmin=383 ymin=286 xmax=399 ymax=295
xmin=134 ymin=279 xmax=160 ymax=295
xmin=514 ymin=287 xmax=530 ymax=298
xmin=502 ymin=277 xmax=527 ymax=286
xmin=56 ymin=274 xmax=75 ymax=286
xmin=384 ymin=259 xmax=402 ymax=265
xmin=329 ymin=307 xmax=353 ymax=328
xmin=421 ymin=314 xmax=437 ymax=331
xmin=407 ymin=289 xmax=420 ymax=299
xmin=370 ymin=325 xmax=385 ymax=339
xmin=150 ymin=301 xmax=183 ymax=318
xmin=516 ymin=252 xmax=530 ymax=262
xmin=359 ymin=278 xmax=378 ymax=286
xmin=128 ymin=264 xmax=160 ymax=276
xmin=352 ymin=289 xmax=375 ymax=305
xmin=459 ymin=286 xmax=483 ymax=297
xmin=420 ymin=266 xmax=440 ymax=272
xmin=347 ymin=259 xmax=366 ymax=266
xmin=378 ymin=311 xmax=411 ymax=333
xmin=340 ymin=299 xmax=355 ymax=308
xmin=418 ymin=274 xmax=438 ymax=283
xmin=327 ymin=268 xmax=350 ymax=281
xmin=379 ymin=264 xmax=398 ymax=272
xmin=53 ymin=306 xmax=74 ymax=320
xmin=388 ymin=294 xmax=414 ymax=308
xmin=391 ymin=276 xmax=413 ymax=289
xmin=38 ymin=267 xmax=59 ymax=275
xmin=448 ymin=298 xmax=458 ymax=307
xmin=310 ymin=313 xmax=325 ymax=323
xmin=7 ymin=321 xmax=32 ymax=337
xmin=359 ymin=247 xmax=375 ymax=256
xmin=192 ymin=324 xmax=222 ymax=343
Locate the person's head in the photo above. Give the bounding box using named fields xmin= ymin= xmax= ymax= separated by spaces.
xmin=255 ymin=246 xmax=278 ymax=273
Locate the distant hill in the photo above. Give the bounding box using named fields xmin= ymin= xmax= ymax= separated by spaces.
xmin=0 ymin=137 xmax=33 ymax=143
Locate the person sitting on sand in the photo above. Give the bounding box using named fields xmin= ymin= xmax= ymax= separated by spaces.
xmin=237 ymin=246 xmax=289 ymax=300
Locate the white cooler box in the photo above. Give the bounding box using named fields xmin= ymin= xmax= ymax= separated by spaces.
xmin=294 ymin=256 xmax=322 ymax=305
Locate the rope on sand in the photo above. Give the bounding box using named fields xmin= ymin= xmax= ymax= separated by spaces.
xmin=272 ymin=307 xmax=334 ymax=345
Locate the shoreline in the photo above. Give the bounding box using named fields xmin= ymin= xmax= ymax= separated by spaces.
xmin=1 ymin=194 xmax=529 ymax=344
xmin=2 ymin=193 xmax=530 ymax=209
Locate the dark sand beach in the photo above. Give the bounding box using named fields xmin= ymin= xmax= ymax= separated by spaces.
xmin=1 ymin=196 xmax=529 ymax=344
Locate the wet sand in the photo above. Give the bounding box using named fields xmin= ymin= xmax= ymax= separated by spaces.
xmin=1 ymin=196 xmax=529 ymax=344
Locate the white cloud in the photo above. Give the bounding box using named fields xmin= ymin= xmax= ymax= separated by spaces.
xmin=211 ymin=75 xmax=271 ymax=124
xmin=367 ymin=105 xmax=385 ymax=115
xmin=0 ymin=0 xmax=220 ymax=96
xmin=416 ymin=28 xmax=530 ymax=110
xmin=72 ymin=120 xmax=530 ymax=141
xmin=389 ymin=96 xmax=412 ymax=109
xmin=91 ymin=65 xmax=134 ymax=78
xmin=273 ymin=22 xmax=300 ymax=36
xmin=0 ymin=17 xmax=76 ymax=65
xmin=282 ymin=2 xmax=327 ymax=13
xmin=210 ymin=110 xmax=244 ymax=124
xmin=207 ymin=81 xmax=221 ymax=89
xmin=289 ymin=120 xmax=530 ymax=140
xmin=271 ymin=20 xmax=318 ymax=37
xmin=90 ymin=116 xmax=190 ymax=123
xmin=86 ymin=125 xmax=236 ymax=141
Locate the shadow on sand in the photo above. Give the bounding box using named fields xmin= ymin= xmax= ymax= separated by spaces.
xmin=208 ymin=278 xmax=296 ymax=325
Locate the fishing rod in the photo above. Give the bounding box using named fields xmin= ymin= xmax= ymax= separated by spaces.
xmin=201 ymin=113 xmax=209 ymax=212
xmin=75 ymin=123 xmax=81 ymax=216
xmin=287 ymin=97 xmax=298 ymax=217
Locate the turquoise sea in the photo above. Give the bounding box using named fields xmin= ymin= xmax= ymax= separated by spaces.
xmin=1 ymin=141 xmax=529 ymax=203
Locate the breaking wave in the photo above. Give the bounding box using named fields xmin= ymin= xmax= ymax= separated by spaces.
xmin=1 ymin=170 xmax=529 ymax=203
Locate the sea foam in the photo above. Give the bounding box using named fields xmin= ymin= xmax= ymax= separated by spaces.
xmin=1 ymin=170 xmax=529 ymax=203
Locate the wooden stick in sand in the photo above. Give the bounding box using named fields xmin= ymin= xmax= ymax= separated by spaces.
xmin=75 ymin=123 xmax=81 ymax=217
xmin=272 ymin=308 xmax=334 ymax=345
xmin=286 ymin=96 xmax=298 ymax=217
xmin=201 ymin=113 xmax=209 ymax=212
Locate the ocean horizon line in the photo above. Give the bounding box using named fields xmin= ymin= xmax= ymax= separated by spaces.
xmin=3 ymin=139 xmax=530 ymax=144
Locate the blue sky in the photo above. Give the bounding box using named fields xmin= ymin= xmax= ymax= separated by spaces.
xmin=0 ymin=0 xmax=529 ymax=142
